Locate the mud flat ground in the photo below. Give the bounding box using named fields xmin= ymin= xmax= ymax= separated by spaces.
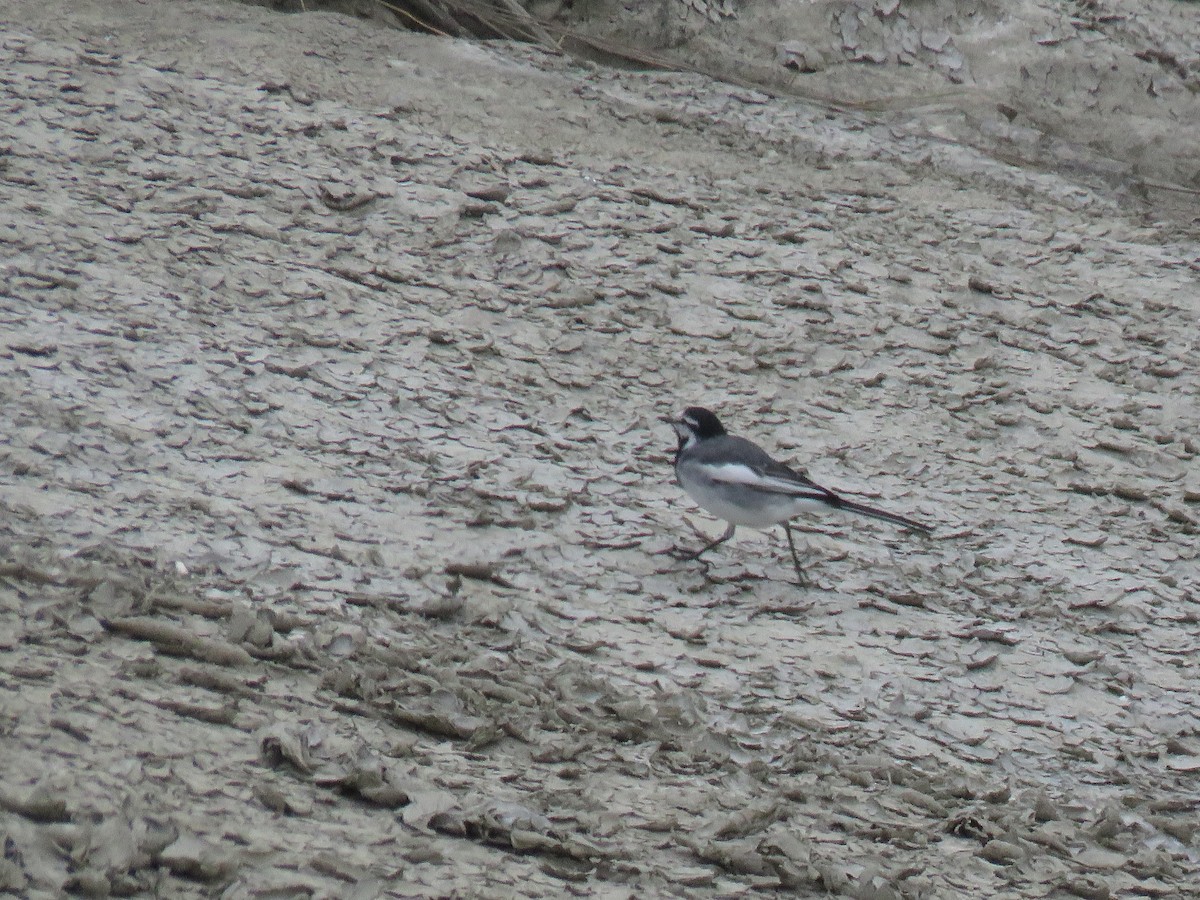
xmin=2 ymin=0 xmax=1199 ymax=896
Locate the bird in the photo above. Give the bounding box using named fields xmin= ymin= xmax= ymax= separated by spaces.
xmin=669 ymin=406 xmax=931 ymax=584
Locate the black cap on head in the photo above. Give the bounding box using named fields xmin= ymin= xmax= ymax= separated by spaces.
xmin=680 ymin=407 xmax=726 ymax=439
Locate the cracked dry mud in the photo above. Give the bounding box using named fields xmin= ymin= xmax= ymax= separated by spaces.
xmin=2 ymin=0 xmax=1199 ymax=897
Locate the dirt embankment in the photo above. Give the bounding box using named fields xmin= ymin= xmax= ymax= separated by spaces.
xmin=1 ymin=0 xmax=1198 ymax=897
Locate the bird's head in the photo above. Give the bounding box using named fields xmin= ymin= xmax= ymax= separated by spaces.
xmin=670 ymin=406 xmax=726 ymax=451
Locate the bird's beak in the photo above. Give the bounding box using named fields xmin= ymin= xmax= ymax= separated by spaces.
xmin=662 ymin=414 xmax=685 ymax=435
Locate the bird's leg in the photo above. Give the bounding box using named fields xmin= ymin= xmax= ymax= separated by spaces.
xmin=783 ymin=523 xmax=807 ymax=586
xmin=673 ymin=523 xmax=736 ymax=561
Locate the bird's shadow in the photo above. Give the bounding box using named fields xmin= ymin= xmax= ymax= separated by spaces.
xmin=653 ymin=549 xmax=809 ymax=592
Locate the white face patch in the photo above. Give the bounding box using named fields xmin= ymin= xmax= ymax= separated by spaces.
xmin=672 ymin=421 xmax=697 ymax=448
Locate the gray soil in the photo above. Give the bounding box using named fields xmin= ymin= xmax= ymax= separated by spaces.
xmin=2 ymin=0 xmax=1199 ymax=897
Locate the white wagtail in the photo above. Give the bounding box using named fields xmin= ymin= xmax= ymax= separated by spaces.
xmin=670 ymin=406 xmax=931 ymax=584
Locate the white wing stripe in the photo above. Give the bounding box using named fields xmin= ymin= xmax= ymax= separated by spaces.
xmin=704 ymin=463 xmax=830 ymax=499
xmin=702 ymin=463 xmax=765 ymax=485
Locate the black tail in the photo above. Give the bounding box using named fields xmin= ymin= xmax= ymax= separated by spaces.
xmin=833 ymin=497 xmax=932 ymax=534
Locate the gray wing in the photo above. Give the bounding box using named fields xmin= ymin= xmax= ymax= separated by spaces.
xmin=695 ymin=436 xmax=840 ymax=503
